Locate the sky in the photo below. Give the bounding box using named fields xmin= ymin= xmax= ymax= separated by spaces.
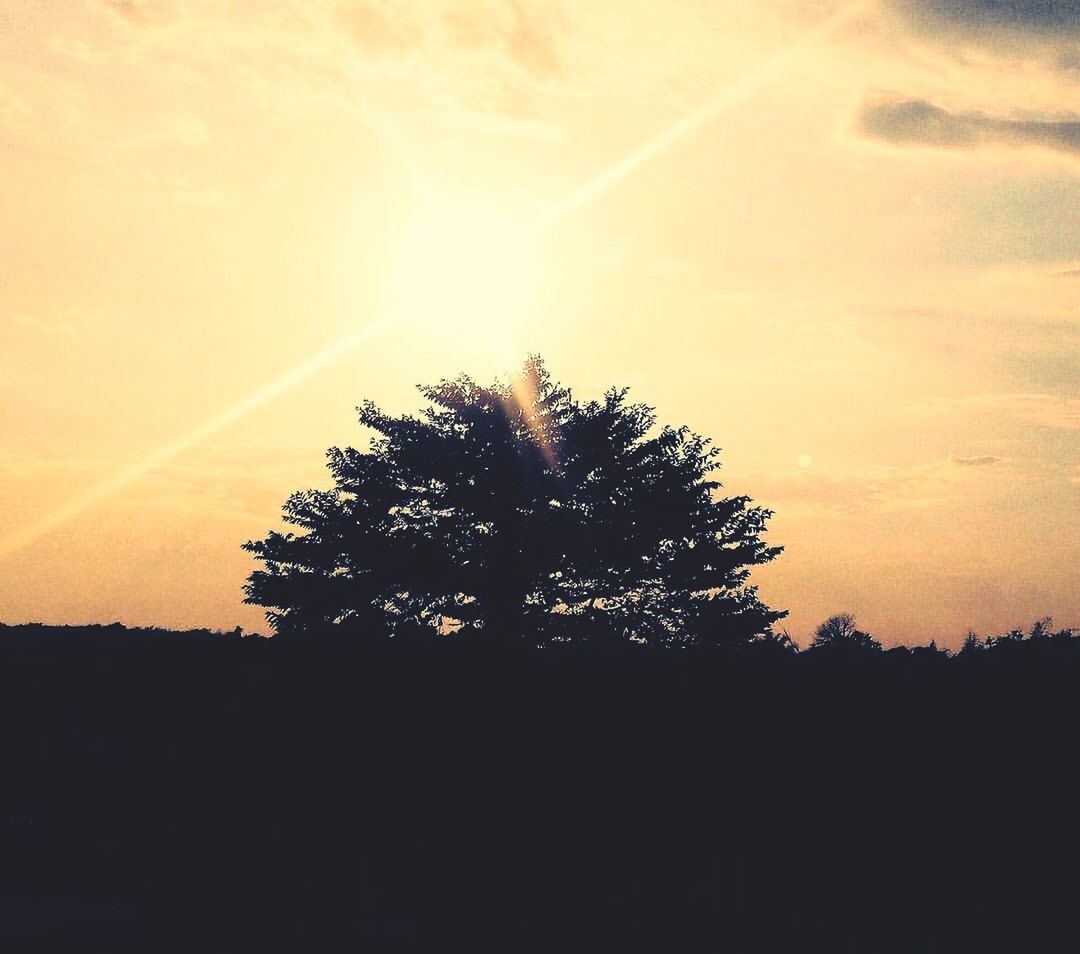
xmin=1 ymin=0 xmax=1077 ymax=647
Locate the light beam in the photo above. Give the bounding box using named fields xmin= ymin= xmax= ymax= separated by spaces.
xmin=0 ymin=4 xmax=864 ymax=561
xmin=529 ymin=3 xmax=866 ymax=231
xmin=0 ymin=307 xmax=403 ymax=560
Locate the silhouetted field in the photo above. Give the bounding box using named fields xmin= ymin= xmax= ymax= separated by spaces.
xmin=2 ymin=622 xmax=1078 ymax=951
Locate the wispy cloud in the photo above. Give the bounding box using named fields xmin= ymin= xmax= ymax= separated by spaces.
xmin=336 ymin=1 xmax=426 ymax=61
xmin=97 ymin=0 xmax=180 ymax=29
xmin=0 ymin=77 xmax=32 ymax=131
xmin=748 ymin=455 xmax=1017 ymax=517
xmin=334 ymin=0 xmax=564 ymax=80
xmin=100 ymin=0 xmax=180 ymax=27
xmin=8 ymin=313 xmax=81 ymax=341
xmin=139 ymin=172 xmax=230 ymax=208
xmin=442 ymin=1 xmax=563 ymax=81
xmin=857 ymin=98 xmax=1080 ymax=157
xmin=115 ymin=113 xmax=211 ymax=151
xmin=922 ymin=393 xmax=1080 ymax=431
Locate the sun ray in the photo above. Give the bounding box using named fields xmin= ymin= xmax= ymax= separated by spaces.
xmin=528 ymin=3 xmax=867 ymax=231
xmin=0 ymin=4 xmax=865 ymax=561
xmin=0 ymin=306 xmax=405 ymax=561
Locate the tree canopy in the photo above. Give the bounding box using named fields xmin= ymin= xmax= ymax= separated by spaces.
xmin=810 ymin=613 xmax=882 ymax=652
xmin=243 ymin=357 xmax=785 ymax=646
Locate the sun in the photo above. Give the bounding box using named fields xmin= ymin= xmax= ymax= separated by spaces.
xmin=392 ymin=195 xmax=539 ymax=347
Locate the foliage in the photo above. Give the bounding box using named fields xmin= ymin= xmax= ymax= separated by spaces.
xmin=243 ymin=357 xmax=785 ymax=646
xmin=809 ymin=612 xmax=882 ymax=652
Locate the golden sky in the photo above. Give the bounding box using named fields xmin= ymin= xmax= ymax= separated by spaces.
xmin=1 ymin=0 xmax=1077 ymax=646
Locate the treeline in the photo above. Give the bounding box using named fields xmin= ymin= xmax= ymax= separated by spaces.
xmin=1 ymin=614 xmax=1074 ymax=658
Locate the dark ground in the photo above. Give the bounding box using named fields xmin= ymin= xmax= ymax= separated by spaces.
xmin=1 ymin=623 xmax=1078 ymax=951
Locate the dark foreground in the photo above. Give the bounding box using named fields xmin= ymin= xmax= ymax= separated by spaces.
xmin=2 ymin=624 xmax=1078 ymax=952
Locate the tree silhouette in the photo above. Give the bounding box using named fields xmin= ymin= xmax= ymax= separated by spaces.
xmin=810 ymin=612 xmax=882 ymax=652
xmin=243 ymin=357 xmax=785 ymax=646
xmin=960 ymin=631 xmax=985 ymax=654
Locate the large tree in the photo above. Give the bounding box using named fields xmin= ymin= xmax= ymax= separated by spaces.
xmin=244 ymin=358 xmax=785 ymax=646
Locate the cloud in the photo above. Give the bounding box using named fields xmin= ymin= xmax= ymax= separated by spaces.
xmin=98 ymin=0 xmax=180 ymax=29
xmin=747 ymin=455 xmax=1018 ymax=518
xmin=924 ymin=393 xmax=1080 ymax=430
xmin=116 ymin=113 xmax=212 ymax=151
xmin=336 ymin=2 xmax=426 ymax=60
xmin=997 ymin=394 xmax=1080 ymax=430
xmin=335 ymin=1 xmax=563 ymax=81
xmin=496 ymin=1 xmax=563 ymax=80
xmin=0 ymin=78 xmax=31 ymax=131
xmin=857 ymin=98 xmax=1080 ymax=156
xmin=0 ymin=439 xmax=323 ymax=531
xmin=886 ymin=1 xmax=1080 ymax=42
xmin=7 ymin=313 xmax=81 ymax=341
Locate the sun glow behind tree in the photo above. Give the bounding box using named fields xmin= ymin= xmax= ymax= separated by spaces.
xmin=391 ymin=193 xmax=540 ymax=352
xmin=0 ymin=3 xmax=862 ymax=571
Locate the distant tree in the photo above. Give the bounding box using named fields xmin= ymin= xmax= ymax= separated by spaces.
xmin=960 ymin=632 xmax=985 ymax=654
xmin=243 ymin=357 xmax=785 ymax=646
xmin=810 ymin=613 xmax=882 ymax=652
xmin=1028 ymin=617 xmax=1054 ymax=641
xmin=984 ymin=618 xmax=1072 ymax=649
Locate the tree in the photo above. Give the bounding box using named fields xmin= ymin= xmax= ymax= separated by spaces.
xmin=1027 ymin=617 xmax=1054 ymax=641
xmin=959 ymin=632 xmax=985 ymax=655
xmin=243 ymin=357 xmax=785 ymax=646
xmin=810 ymin=613 xmax=882 ymax=652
